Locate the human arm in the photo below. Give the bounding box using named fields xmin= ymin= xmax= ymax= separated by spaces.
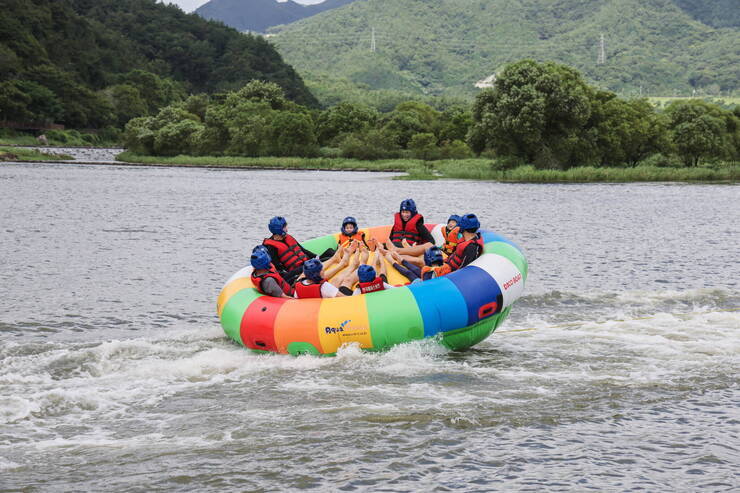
xmin=261 ymin=277 xmax=292 ymax=298
xmin=416 ymin=217 xmax=435 ymax=245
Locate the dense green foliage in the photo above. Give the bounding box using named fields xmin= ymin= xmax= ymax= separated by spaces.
xmin=471 ymin=60 xmax=739 ymax=169
xmin=196 ymin=0 xmax=357 ymax=33
xmin=0 ymin=0 xmax=315 ymax=128
xmin=272 ymin=0 xmax=739 ymax=103
xmin=124 ymin=65 xmax=738 ymax=173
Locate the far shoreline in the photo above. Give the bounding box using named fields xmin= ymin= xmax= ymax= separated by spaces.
xmin=5 ymin=148 xmax=737 ymax=184
xmin=114 ymin=152 xmax=739 ymax=184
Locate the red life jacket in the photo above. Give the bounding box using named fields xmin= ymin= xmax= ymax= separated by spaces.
xmin=358 ymin=276 xmax=385 ymax=294
xmin=338 ymin=231 xmax=366 ymax=248
xmin=445 ymin=235 xmax=484 ymax=271
xmin=294 ymin=279 xmax=327 ymax=299
xmin=251 ymin=270 xmax=294 ymax=297
xmin=263 ymin=234 xmax=309 ymax=271
xmin=442 ymin=226 xmax=460 ymax=255
xmin=421 ymin=264 xmax=452 ymax=280
xmin=390 ymin=212 xmax=423 ymax=245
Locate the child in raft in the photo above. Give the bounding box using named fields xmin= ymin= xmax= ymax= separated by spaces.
xmin=250 ymin=247 xmax=294 ymax=299
xmin=444 ymin=214 xmax=485 ymax=272
xmin=262 ymin=216 xmax=334 ymax=284
xmin=338 ymin=216 xmax=372 ymax=249
xmin=441 ymin=215 xmax=462 ymax=255
xmin=388 ymin=199 xmax=435 ymax=253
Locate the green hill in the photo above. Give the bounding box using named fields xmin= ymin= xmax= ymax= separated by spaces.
xmin=0 ymin=0 xmax=316 ymax=128
xmin=271 ymin=0 xmax=739 ymax=103
xmin=196 ymin=0 xmax=358 ymax=33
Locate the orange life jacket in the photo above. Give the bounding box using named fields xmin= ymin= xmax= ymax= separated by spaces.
xmin=442 ymin=226 xmax=460 ymax=255
xmin=294 ymin=279 xmax=327 ymax=299
xmin=338 ymin=231 xmax=366 ymax=248
xmin=445 ymin=235 xmax=484 ymax=271
xmin=421 ymin=264 xmax=452 ymax=280
xmin=263 ymin=234 xmax=309 ymax=271
xmin=251 ymin=270 xmax=294 ymax=297
xmin=358 ymin=276 xmax=385 ymax=294
xmin=390 ymin=212 xmax=423 ymax=245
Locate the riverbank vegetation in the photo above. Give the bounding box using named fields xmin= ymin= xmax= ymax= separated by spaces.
xmin=0 ymin=129 xmax=119 ymax=147
xmin=0 ymin=147 xmax=73 ymax=161
xmin=117 ymin=153 xmax=738 ymax=183
xmin=122 ymin=61 xmax=738 ymax=180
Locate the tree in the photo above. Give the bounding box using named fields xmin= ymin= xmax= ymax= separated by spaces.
xmin=268 ymin=112 xmax=318 ymax=157
xmin=409 ymin=133 xmax=439 ymax=160
xmin=592 ymin=96 xmax=668 ymax=166
xmin=316 ymin=102 xmax=378 ymax=146
xmin=665 ymin=100 xmax=735 ymax=166
xmin=105 ymin=84 xmax=148 ymax=127
xmin=382 ymin=101 xmax=438 ymax=148
xmin=469 ymin=60 xmax=594 ymax=169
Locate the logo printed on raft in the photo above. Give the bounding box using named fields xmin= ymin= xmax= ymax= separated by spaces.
xmin=503 ymin=273 xmax=522 ymax=290
xmin=325 ymin=319 xmax=351 ymax=334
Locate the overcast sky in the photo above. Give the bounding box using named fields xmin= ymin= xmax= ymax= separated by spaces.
xmin=165 ymin=0 xmax=323 ymax=13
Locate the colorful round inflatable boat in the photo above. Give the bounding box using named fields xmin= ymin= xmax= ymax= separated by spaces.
xmin=217 ymin=224 xmax=527 ymax=355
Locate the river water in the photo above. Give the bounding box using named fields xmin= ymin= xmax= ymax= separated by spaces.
xmin=1 ymin=158 xmax=738 ymax=491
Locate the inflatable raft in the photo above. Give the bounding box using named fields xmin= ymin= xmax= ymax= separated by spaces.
xmin=217 ymin=224 xmax=527 ymax=355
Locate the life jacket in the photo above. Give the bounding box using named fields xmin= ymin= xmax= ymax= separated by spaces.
xmin=358 ymin=276 xmax=385 ymax=294
xmin=441 ymin=226 xmax=460 ymax=255
xmin=251 ymin=270 xmax=294 ymax=297
xmin=338 ymin=231 xmax=366 ymax=248
xmin=421 ymin=264 xmax=452 ymax=280
xmin=445 ymin=235 xmax=484 ymax=271
xmin=390 ymin=212 xmax=423 ymax=245
xmin=263 ymin=234 xmax=309 ymax=271
xmin=294 ymin=279 xmax=327 ymax=299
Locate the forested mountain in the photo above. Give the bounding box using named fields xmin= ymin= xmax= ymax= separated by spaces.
xmin=272 ymin=0 xmax=740 ymax=103
xmin=0 ymin=0 xmax=316 ymax=127
xmin=196 ymin=0 xmax=357 ymax=33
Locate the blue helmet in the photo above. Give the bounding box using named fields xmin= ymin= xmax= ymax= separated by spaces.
xmin=399 ymin=199 xmax=417 ymax=215
xmin=448 ymin=214 xmax=461 ymax=225
xmin=251 ymin=249 xmax=271 ymax=270
xmin=424 ymin=246 xmax=444 ymax=266
xmin=268 ymin=216 xmax=287 ymax=235
xmin=459 ymin=213 xmax=480 ymax=232
xmin=303 ymin=258 xmax=323 ymax=282
xmin=341 ymin=216 xmax=358 ymax=235
xmin=358 ymin=264 xmax=376 ymax=283
xmin=252 ymin=244 xmax=269 ymax=255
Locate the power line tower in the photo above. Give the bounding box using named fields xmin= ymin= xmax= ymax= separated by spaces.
xmin=597 ymin=33 xmax=606 ymax=65
xmin=371 ymin=27 xmax=376 ymax=53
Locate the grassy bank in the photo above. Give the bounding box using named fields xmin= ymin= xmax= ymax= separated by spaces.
xmin=0 ymin=147 xmax=73 ymax=161
xmin=117 ymin=152 xmax=739 ymax=183
xmin=0 ymin=129 xmax=119 ymax=148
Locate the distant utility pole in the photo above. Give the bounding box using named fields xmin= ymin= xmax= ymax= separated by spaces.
xmin=371 ymin=27 xmax=376 ymax=52
xmin=597 ymin=34 xmax=606 ymax=65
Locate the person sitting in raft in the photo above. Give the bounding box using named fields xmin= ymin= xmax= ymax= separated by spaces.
xmin=294 ymin=258 xmax=356 ymax=299
xmin=388 ymin=199 xmax=435 ymax=253
xmin=441 ymin=215 xmax=462 ymax=255
xmin=384 ymin=246 xmax=450 ymax=283
xmin=250 ymin=248 xmax=294 ymax=299
xmin=262 ymin=216 xmax=334 ymax=284
xmin=338 ymin=216 xmax=371 ymax=249
xmin=445 ymin=213 xmax=485 ymax=272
